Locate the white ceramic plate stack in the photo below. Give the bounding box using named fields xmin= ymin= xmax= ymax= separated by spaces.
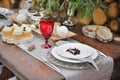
xmin=48 ymin=43 xmax=98 ymax=69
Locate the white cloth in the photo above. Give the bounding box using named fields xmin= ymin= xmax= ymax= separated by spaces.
xmin=17 ymin=35 xmax=113 ymax=80
xmin=0 ymin=7 xmax=14 ymax=15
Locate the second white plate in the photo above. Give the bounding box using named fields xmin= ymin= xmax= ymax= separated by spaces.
xmin=51 ymin=46 xmax=98 ymax=63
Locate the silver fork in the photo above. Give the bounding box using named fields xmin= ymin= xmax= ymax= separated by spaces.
xmin=41 ymin=57 xmax=61 ymax=72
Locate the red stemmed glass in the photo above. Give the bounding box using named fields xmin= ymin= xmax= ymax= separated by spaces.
xmin=39 ymin=20 xmax=54 ymax=49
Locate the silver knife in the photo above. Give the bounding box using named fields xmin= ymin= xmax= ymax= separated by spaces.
xmin=41 ymin=57 xmax=61 ymax=72
xmin=58 ymin=54 xmax=99 ymax=71
xmin=97 ymin=50 xmax=108 ymax=57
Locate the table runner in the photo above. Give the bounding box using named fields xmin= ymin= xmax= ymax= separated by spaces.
xmin=17 ymin=34 xmax=113 ymax=80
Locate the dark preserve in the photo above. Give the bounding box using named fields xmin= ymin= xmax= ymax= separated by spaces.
xmin=66 ymin=48 xmax=80 ymax=55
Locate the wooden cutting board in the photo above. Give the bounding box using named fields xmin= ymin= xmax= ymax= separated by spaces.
xmin=32 ymin=28 xmax=77 ymax=42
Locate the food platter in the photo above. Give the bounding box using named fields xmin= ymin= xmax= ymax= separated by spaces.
xmin=2 ymin=34 xmax=33 ymax=44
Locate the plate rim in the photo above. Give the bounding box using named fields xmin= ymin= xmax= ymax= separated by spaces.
xmin=55 ymin=43 xmax=93 ymax=59
xmin=51 ymin=46 xmax=98 ymax=63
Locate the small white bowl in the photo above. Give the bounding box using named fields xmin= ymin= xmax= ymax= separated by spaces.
xmin=31 ymin=14 xmax=42 ymax=21
xmin=16 ymin=14 xmax=27 ymax=22
xmin=27 ymin=11 xmax=37 ymax=17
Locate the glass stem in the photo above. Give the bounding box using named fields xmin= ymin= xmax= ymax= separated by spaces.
xmin=68 ymin=16 xmax=71 ymax=22
xmin=45 ymin=39 xmax=48 ymax=44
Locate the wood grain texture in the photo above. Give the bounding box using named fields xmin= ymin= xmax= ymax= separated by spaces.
xmin=0 ymin=66 xmax=14 ymax=80
xmin=32 ymin=28 xmax=77 ymax=42
xmin=0 ymin=36 xmax=65 ymax=80
xmin=69 ymin=23 xmax=120 ymax=59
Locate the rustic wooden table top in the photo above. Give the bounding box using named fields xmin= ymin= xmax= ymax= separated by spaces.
xmin=0 ymin=22 xmax=120 ymax=80
xmin=0 ymin=35 xmax=65 ymax=80
xmin=69 ymin=23 xmax=120 ymax=59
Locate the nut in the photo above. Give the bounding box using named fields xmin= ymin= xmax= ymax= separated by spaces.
xmin=28 ymin=44 xmax=35 ymax=51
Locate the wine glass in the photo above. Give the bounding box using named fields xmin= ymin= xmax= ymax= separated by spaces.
xmin=39 ymin=20 xmax=54 ymax=49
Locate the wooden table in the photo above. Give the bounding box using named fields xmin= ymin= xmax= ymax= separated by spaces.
xmin=69 ymin=23 xmax=120 ymax=59
xmin=0 ymin=23 xmax=119 ymax=80
xmin=0 ymin=35 xmax=65 ymax=80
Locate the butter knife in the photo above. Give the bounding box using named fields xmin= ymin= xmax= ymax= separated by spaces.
xmin=97 ymin=50 xmax=108 ymax=57
xmin=58 ymin=54 xmax=99 ymax=71
xmin=41 ymin=57 xmax=61 ymax=72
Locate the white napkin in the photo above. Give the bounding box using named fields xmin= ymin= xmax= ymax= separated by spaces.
xmin=0 ymin=7 xmax=14 ymax=15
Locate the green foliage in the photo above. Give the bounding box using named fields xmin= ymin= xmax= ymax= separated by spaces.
xmin=76 ymin=0 xmax=107 ymax=19
xmin=37 ymin=0 xmax=60 ymax=14
xmin=36 ymin=0 xmax=107 ymax=19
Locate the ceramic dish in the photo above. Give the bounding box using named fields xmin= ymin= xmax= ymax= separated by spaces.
xmin=55 ymin=43 xmax=93 ymax=59
xmin=51 ymin=46 xmax=98 ymax=63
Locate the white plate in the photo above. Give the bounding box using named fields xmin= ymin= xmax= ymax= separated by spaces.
xmin=55 ymin=43 xmax=93 ymax=59
xmin=31 ymin=15 xmax=42 ymax=21
xmin=51 ymin=46 xmax=98 ymax=63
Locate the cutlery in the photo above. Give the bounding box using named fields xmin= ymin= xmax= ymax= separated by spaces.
xmin=58 ymin=54 xmax=99 ymax=71
xmin=97 ymin=50 xmax=108 ymax=57
xmin=41 ymin=57 xmax=61 ymax=72
xmin=84 ymin=58 xmax=99 ymax=71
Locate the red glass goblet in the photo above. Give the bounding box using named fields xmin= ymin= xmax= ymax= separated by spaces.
xmin=39 ymin=20 xmax=54 ymax=49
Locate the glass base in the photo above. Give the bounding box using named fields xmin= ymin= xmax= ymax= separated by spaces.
xmin=63 ymin=20 xmax=73 ymax=27
xmin=41 ymin=44 xmax=51 ymax=49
